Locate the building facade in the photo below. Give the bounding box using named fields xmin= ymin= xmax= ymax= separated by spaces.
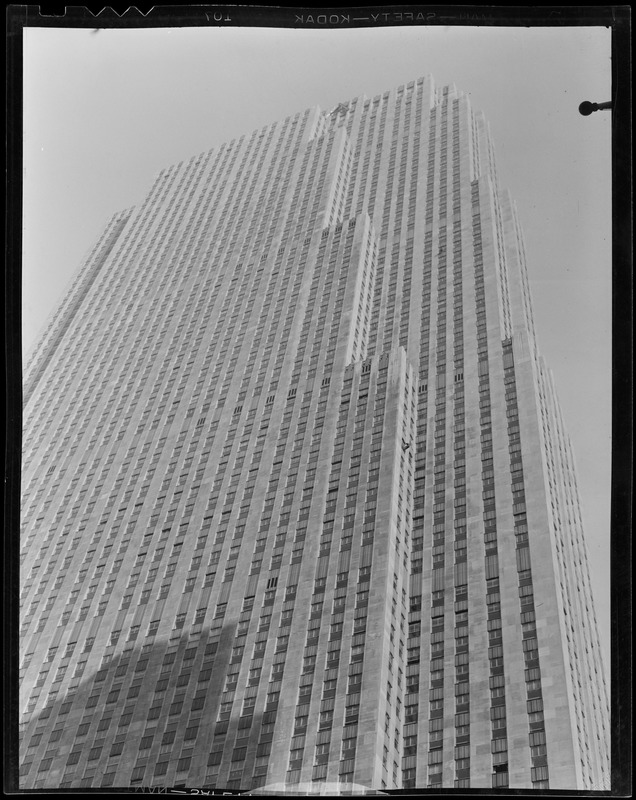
xmin=20 ymin=76 xmax=609 ymax=791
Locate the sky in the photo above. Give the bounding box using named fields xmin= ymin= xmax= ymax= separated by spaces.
xmin=22 ymin=24 xmax=612 ymax=669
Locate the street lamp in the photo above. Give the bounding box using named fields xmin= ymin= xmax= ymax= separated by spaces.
xmin=579 ymin=100 xmax=612 ymax=116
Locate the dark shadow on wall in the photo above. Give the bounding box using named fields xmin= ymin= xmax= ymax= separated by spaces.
xmin=19 ymin=622 xmax=252 ymax=791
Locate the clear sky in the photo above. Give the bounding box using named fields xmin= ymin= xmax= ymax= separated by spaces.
xmin=22 ymin=24 xmax=612 ymax=670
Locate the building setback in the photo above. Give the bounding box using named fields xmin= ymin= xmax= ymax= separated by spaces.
xmin=20 ymin=76 xmax=609 ymax=791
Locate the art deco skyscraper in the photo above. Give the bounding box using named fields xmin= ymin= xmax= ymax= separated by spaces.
xmin=20 ymin=76 xmax=610 ymax=791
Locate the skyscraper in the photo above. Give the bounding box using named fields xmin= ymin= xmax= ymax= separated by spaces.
xmin=20 ymin=75 xmax=609 ymax=791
